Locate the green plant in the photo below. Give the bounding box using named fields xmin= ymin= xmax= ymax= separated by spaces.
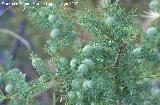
xmin=0 ymin=0 xmax=160 ymax=105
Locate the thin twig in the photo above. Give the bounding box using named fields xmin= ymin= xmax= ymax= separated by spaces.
xmin=0 ymin=28 xmax=31 ymax=50
xmin=112 ymin=42 xmax=127 ymax=105
xmin=112 ymin=42 xmax=127 ymax=67
xmin=0 ymin=5 xmax=13 ymax=16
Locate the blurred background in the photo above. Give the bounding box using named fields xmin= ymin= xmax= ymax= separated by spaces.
xmin=0 ymin=0 xmax=159 ymax=105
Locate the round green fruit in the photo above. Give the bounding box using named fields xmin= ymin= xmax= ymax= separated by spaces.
xmin=147 ymin=27 xmax=158 ymax=38
xmin=105 ymin=16 xmax=115 ymax=28
xmin=149 ymin=0 xmax=160 ymax=10
xmin=51 ymin=29 xmax=61 ymax=39
xmin=76 ymin=91 xmax=82 ymax=99
xmin=83 ymin=80 xmax=94 ymax=89
xmin=144 ymin=101 xmax=152 ymax=105
xmin=70 ymin=59 xmax=78 ymax=68
xmin=5 ymin=84 xmax=13 ymax=94
xmin=132 ymin=47 xmax=142 ymax=56
xmin=86 ymin=80 xmax=94 ymax=88
xmin=71 ymin=80 xmax=82 ymax=90
xmin=48 ymin=14 xmax=58 ymax=23
xmin=82 ymin=45 xmax=93 ymax=58
xmin=77 ymin=64 xmax=89 ymax=75
xmin=82 ymin=80 xmax=88 ymax=89
xmin=143 ymin=78 xmax=152 ymax=87
xmin=69 ymin=31 xmax=76 ymax=39
xmin=83 ymin=59 xmax=95 ymax=68
xmin=52 ymin=22 xmax=63 ymax=29
xmin=91 ymin=102 xmax=97 ymax=105
xmin=39 ymin=11 xmax=47 ymax=17
xmin=155 ymin=88 xmax=160 ymax=96
xmin=68 ymin=91 xmax=77 ymax=103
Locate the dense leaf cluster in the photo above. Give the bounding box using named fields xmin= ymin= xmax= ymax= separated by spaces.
xmin=0 ymin=0 xmax=160 ymax=105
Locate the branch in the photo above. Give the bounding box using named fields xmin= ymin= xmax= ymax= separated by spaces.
xmin=0 ymin=28 xmax=31 ymax=50
xmin=112 ymin=42 xmax=127 ymax=67
xmin=112 ymin=42 xmax=127 ymax=105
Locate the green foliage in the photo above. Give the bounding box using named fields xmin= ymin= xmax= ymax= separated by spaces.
xmin=0 ymin=53 xmax=52 ymax=104
xmin=0 ymin=0 xmax=160 ymax=105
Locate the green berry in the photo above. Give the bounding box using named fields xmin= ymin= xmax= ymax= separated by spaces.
xmin=83 ymin=80 xmax=94 ymax=90
xmin=155 ymin=89 xmax=160 ymax=96
xmin=144 ymin=78 xmax=152 ymax=87
xmin=82 ymin=45 xmax=93 ymax=58
xmin=147 ymin=27 xmax=158 ymax=38
xmin=39 ymin=11 xmax=47 ymax=17
xmin=48 ymin=14 xmax=58 ymax=23
xmin=52 ymin=22 xmax=63 ymax=29
xmin=83 ymin=59 xmax=95 ymax=68
xmin=77 ymin=64 xmax=89 ymax=75
xmin=132 ymin=47 xmax=141 ymax=56
xmin=68 ymin=91 xmax=77 ymax=103
xmin=87 ymin=80 xmax=94 ymax=88
xmin=144 ymin=101 xmax=152 ymax=105
xmin=105 ymin=17 xmax=115 ymax=28
xmin=51 ymin=29 xmax=61 ymax=39
xmin=5 ymin=84 xmax=13 ymax=94
xmin=76 ymin=91 xmax=82 ymax=99
xmin=70 ymin=59 xmax=78 ymax=68
xmin=91 ymin=102 xmax=97 ymax=105
xmin=71 ymin=80 xmax=82 ymax=90
xmin=83 ymin=80 xmax=88 ymax=89
xmin=149 ymin=0 xmax=160 ymax=10
xmin=69 ymin=31 xmax=76 ymax=39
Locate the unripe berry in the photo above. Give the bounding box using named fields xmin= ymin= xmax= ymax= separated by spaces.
xmin=144 ymin=78 xmax=152 ymax=87
xmin=105 ymin=17 xmax=115 ymax=28
xmin=154 ymin=88 xmax=160 ymax=96
xmin=83 ymin=59 xmax=95 ymax=68
xmin=48 ymin=14 xmax=58 ymax=23
xmin=147 ymin=27 xmax=158 ymax=38
xmin=76 ymin=91 xmax=82 ymax=99
xmin=51 ymin=29 xmax=61 ymax=39
xmin=149 ymin=0 xmax=160 ymax=10
xmin=5 ymin=84 xmax=13 ymax=94
xmin=69 ymin=31 xmax=76 ymax=39
xmin=77 ymin=64 xmax=89 ymax=75
xmin=83 ymin=80 xmax=88 ymax=89
xmin=83 ymin=80 xmax=94 ymax=90
xmin=87 ymin=80 xmax=94 ymax=88
xmin=144 ymin=101 xmax=152 ymax=105
xmin=39 ymin=11 xmax=47 ymax=17
xmin=82 ymin=45 xmax=93 ymax=58
xmin=68 ymin=91 xmax=77 ymax=103
xmin=71 ymin=80 xmax=82 ymax=90
xmin=132 ymin=47 xmax=142 ymax=56
xmin=91 ymin=102 xmax=97 ymax=105
xmin=70 ymin=59 xmax=78 ymax=68
xmin=52 ymin=22 xmax=63 ymax=29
